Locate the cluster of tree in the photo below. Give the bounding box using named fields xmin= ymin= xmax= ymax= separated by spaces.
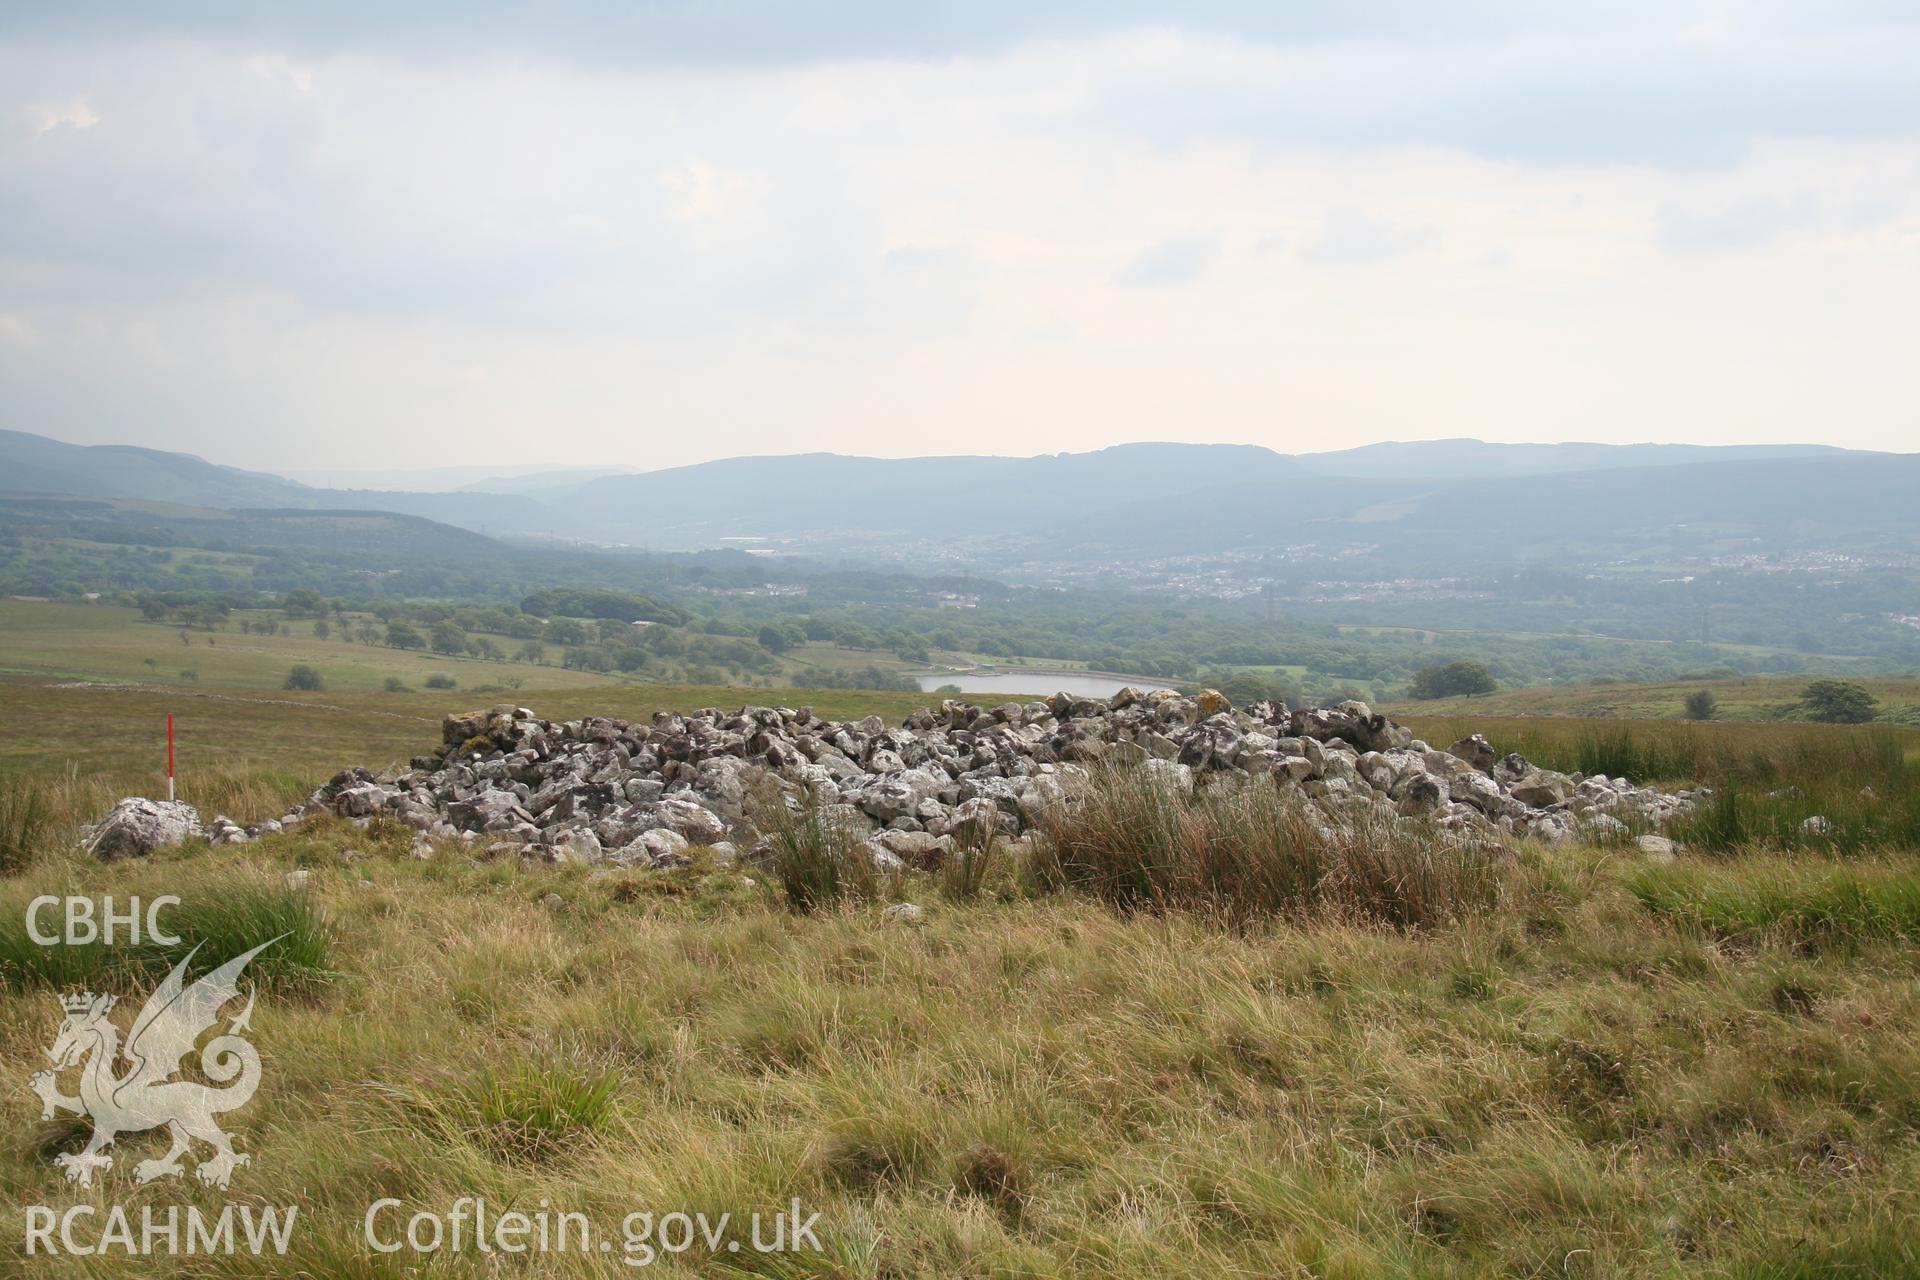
xmin=520 ymin=588 xmax=685 ymax=626
xmin=1407 ymin=660 xmax=1498 ymax=700
xmin=1799 ymin=679 xmax=1879 ymax=724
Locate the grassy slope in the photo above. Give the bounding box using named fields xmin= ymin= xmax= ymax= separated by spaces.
xmin=0 ymin=600 xmax=919 ymax=699
xmin=0 ymin=599 xmax=622 ymax=694
xmin=1383 ymin=675 xmax=1920 ymax=721
xmin=2 ymin=831 xmax=1916 ymax=1276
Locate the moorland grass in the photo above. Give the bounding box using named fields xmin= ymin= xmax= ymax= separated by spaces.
xmin=756 ymin=794 xmax=888 ymax=912
xmin=1628 ymin=857 xmax=1920 ymax=948
xmin=1405 ymin=716 xmax=1920 ymax=854
xmin=0 ymin=775 xmax=50 ymax=875
xmin=5 ymin=680 xmax=1920 ymax=1274
xmin=1038 ymin=767 xmax=1510 ymax=928
xmin=2 ymin=830 xmax=1916 ymax=1276
xmin=0 ymin=868 xmax=336 ymax=994
xmin=408 ymin=1054 xmax=625 ymax=1163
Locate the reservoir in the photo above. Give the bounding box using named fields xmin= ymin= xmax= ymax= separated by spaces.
xmin=916 ymin=672 xmax=1177 ymax=699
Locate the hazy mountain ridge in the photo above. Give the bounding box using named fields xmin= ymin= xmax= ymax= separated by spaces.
xmin=1291 ymin=438 xmax=1864 ymax=481
xmin=4 ymin=430 xmax=1913 ymax=566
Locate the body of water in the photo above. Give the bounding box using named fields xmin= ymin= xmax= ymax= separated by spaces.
xmin=916 ymin=672 xmax=1176 ymax=700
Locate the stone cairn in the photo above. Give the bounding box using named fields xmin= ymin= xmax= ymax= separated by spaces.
xmin=87 ymin=689 xmax=1702 ymax=867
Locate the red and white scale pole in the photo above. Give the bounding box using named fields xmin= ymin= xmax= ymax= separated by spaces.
xmin=167 ymin=712 xmax=175 ymax=803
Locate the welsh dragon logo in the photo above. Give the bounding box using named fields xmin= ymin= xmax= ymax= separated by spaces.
xmin=29 ymin=938 xmax=279 ymax=1190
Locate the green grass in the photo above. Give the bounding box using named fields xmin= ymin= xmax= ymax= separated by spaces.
xmin=0 ymin=775 xmax=50 ymax=874
xmin=410 ymin=1055 xmax=624 ymax=1163
xmin=1628 ymin=858 xmax=1920 ymax=948
xmin=758 ymin=794 xmax=889 ymax=912
xmin=0 ymin=869 xmax=336 ymax=994
xmin=1388 ymin=674 xmax=1920 ymax=722
xmin=0 ymin=598 xmax=624 ymax=693
xmin=1399 ymin=717 xmax=1920 ymax=854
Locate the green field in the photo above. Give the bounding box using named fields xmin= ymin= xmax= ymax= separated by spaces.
xmin=0 ymin=598 xmax=928 ymax=699
xmin=1385 ymin=674 xmax=1920 ymax=722
xmin=0 ymin=599 xmax=619 ymax=694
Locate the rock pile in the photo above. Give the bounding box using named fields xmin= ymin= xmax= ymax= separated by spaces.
xmin=219 ymin=690 xmax=1705 ymax=868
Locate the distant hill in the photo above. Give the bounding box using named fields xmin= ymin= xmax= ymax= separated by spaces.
xmin=561 ymin=443 xmax=1304 ymax=543
xmin=0 ymin=429 xmax=575 ymax=538
xmin=4 ymin=429 xmax=1913 ymax=565
xmin=0 ymin=429 xmax=313 ymax=509
xmin=1025 ymin=454 xmax=1920 ymax=565
xmin=0 ymin=493 xmax=508 ymax=562
xmin=1293 ymin=438 xmax=1861 ymax=481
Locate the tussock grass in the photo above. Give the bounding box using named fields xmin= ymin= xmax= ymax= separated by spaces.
xmin=1628 ymin=858 xmax=1920 ymax=948
xmin=1038 ymin=767 xmax=1509 ymax=928
xmin=0 ymin=776 xmax=50 ymax=875
xmin=757 ymin=795 xmax=889 ymax=912
xmin=0 ymin=870 xmax=335 ymax=994
xmin=939 ymin=827 xmax=1002 ymax=903
xmin=408 ymin=1056 xmax=623 ymax=1163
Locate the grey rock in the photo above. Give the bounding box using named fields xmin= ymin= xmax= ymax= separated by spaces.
xmin=1636 ymin=834 xmax=1679 ymax=861
xmin=1448 ymin=734 xmax=1498 ymax=773
xmin=84 ymin=798 xmax=206 ymax=861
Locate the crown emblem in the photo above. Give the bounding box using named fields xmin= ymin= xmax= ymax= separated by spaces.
xmin=60 ymin=992 xmax=97 ymax=1014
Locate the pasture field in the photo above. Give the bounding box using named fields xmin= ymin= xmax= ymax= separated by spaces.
xmin=0 ymin=599 xmax=924 ymax=699
xmin=0 ymin=599 xmax=616 ymax=694
xmin=1385 ymin=675 xmax=1920 ymax=722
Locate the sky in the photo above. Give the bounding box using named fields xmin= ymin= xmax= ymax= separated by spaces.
xmin=2 ymin=2 xmax=1917 ymax=473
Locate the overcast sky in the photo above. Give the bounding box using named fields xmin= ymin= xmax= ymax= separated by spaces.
xmin=2 ymin=2 xmax=1917 ymax=473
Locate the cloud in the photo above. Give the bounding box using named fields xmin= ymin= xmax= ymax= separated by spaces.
xmin=1114 ymin=233 xmax=1218 ymax=286
xmin=1298 ymin=210 xmax=1438 ymax=264
xmin=0 ymin=11 xmax=1917 ymax=468
xmin=1659 ymin=195 xmax=1821 ymax=250
xmin=660 ymin=162 xmax=745 ymax=223
xmin=4 ymin=5 xmax=1918 ymax=168
xmin=30 ymin=95 xmax=98 ymax=134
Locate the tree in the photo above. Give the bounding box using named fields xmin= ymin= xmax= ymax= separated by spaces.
xmin=544 ymin=618 xmax=589 ymax=646
xmin=1409 ymin=660 xmax=1496 ymax=700
xmin=312 ymin=618 xmax=330 ymax=641
xmin=281 ymin=588 xmax=323 ymax=617
xmin=385 ymin=621 xmax=426 ymax=650
xmin=430 ymin=620 xmax=468 ymax=655
xmin=283 ymin=664 xmax=324 ymax=691
xmin=1682 ymin=690 xmax=1718 ymax=721
xmin=1800 ymin=679 xmax=1877 ymax=724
